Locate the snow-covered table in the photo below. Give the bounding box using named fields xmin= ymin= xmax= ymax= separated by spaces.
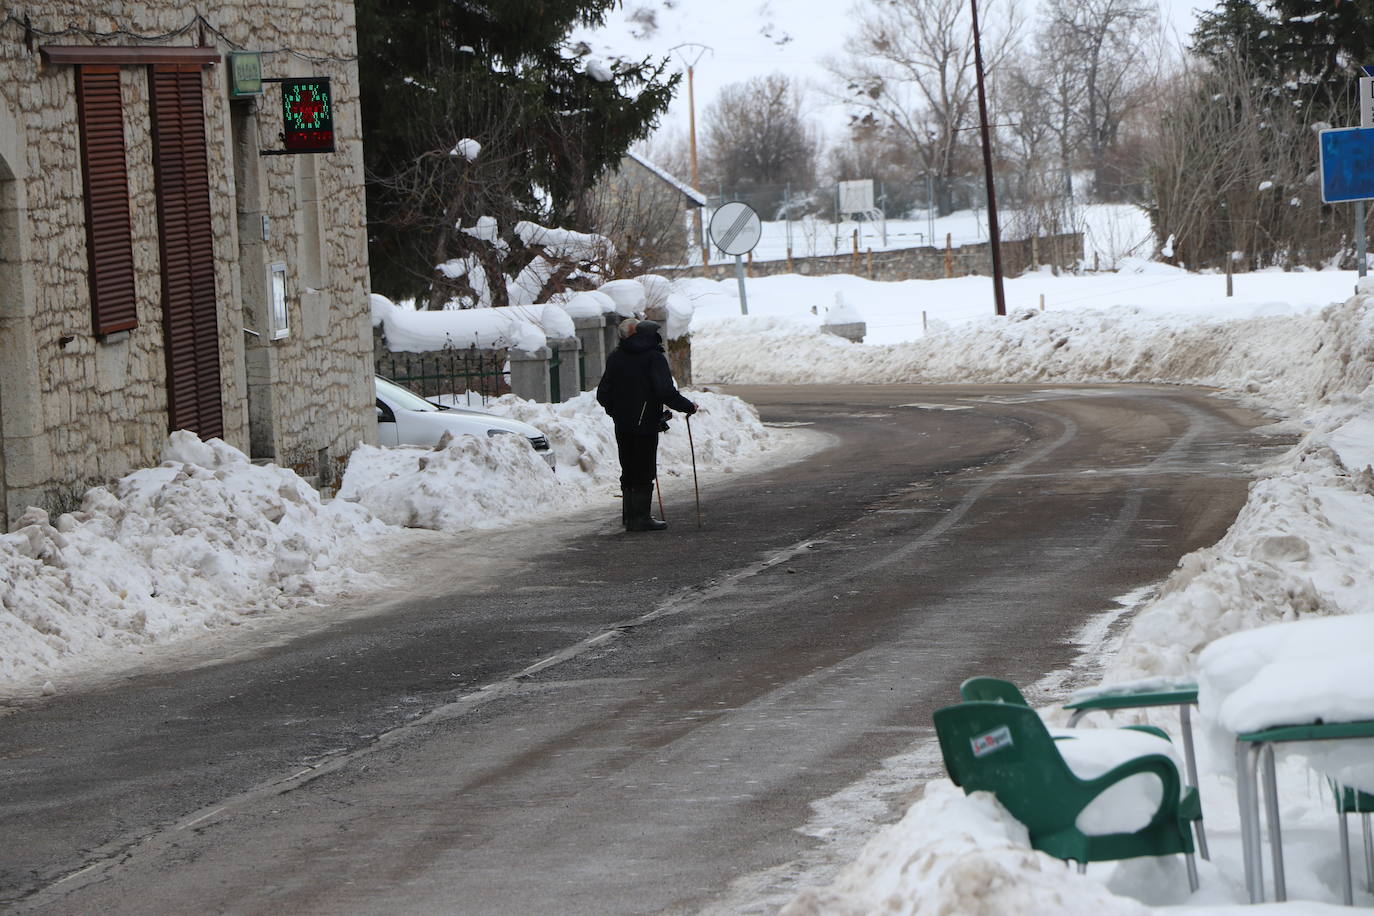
xmin=1197 ymin=615 xmax=1374 ymax=905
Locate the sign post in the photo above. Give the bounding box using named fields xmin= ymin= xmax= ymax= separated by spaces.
xmin=1358 ymin=73 xmax=1374 ymax=278
xmin=708 ymin=202 xmax=762 ymax=315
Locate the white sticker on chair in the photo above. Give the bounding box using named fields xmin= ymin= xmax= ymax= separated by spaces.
xmin=971 ymin=726 xmax=1014 ymax=757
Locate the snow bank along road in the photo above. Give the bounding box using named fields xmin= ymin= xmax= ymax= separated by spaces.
xmin=0 ymin=384 xmax=1288 ymax=915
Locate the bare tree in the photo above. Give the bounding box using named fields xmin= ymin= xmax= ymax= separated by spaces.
xmin=1143 ymin=49 xmax=1342 ymax=270
xmin=1040 ymin=0 xmax=1160 ymax=200
xmin=700 ymin=73 xmax=821 ymax=216
xmin=828 ymin=0 xmax=1023 ymax=215
xmin=1000 ymin=62 xmax=1079 ymax=249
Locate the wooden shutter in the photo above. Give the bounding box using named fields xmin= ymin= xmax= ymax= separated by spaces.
xmin=75 ymin=65 xmax=138 ymax=336
xmin=149 ymin=64 xmax=223 ymax=440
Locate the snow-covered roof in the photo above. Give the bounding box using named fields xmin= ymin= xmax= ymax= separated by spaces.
xmin=622 ymin=150 xmax=708 ymax=208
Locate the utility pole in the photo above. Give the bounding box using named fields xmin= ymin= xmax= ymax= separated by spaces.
xmin=970 ymin=0 xmax=1007 ymax=316
xmin=672 ymin=44 xmax=712 ymax=266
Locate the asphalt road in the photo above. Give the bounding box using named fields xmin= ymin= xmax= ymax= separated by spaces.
xmin=0 ymin=384 xmax=1287 ymax=915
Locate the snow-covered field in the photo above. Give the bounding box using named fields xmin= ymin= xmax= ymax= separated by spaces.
xmin=736 ymin=201 xmax=1156 ymax=269
xmin=3 ymin=228 xmax=1373 ymax=911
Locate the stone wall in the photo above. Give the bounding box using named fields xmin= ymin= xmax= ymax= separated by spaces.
xmin=663 ymin=232 xmax=1084 ymax=284
xmin=0 ymin=3 xmax=374 ymax=524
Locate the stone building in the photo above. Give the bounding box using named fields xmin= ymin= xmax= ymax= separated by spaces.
xmin=0 ymin=3 xmax=375 ymax=531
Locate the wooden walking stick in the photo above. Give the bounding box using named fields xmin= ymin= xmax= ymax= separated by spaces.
xmin=655 ymin=476 xmax=666 ymax=521
xmin=686 ymin=414 xmax=702 ymax=528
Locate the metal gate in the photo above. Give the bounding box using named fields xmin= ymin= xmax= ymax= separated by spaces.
xmin=376 ymin=348 xmax=508 ymax=403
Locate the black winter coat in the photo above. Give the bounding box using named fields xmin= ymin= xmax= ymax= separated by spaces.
xmin=596 ymin=332 xmax=696 ymax=435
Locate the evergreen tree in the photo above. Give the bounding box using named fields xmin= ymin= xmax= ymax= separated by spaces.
xmin=1191 ymin=0 xmax=1371 ymax=120
xmin=356 ymin=0 xmax=678 ymax=302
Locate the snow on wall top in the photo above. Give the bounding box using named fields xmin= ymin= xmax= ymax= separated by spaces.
xmin=370 ymin=294 xmax=548 ymax=352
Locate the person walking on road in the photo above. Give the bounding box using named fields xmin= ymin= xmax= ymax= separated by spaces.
xmin=596 ymin=318 xmax=698 ymax=531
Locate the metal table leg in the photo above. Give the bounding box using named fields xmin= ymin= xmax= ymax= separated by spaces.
xmin=1262 ymin=744 xmax=1286 ymax=902
xmin=1180 ymin=703 xmax=1208 ymax=859
xmin=1236 ymin=740 xmax=1265 ymax=903
xmin=1340 ymin=808 xmax=1354 ymax=906
xmin=1364 ymin=812 xmax=1373 ymax=893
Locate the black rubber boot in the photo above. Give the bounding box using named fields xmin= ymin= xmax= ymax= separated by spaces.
xmin=625 ymin=484 xmax=667 ymax=532
xmin=621 ymin=485 xmax=631 ymax=529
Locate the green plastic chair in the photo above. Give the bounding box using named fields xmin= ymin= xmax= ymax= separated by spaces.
xmin=959 ymin=677 xmax=1172 ymax=742
xmin=934 ymin=701 xmax=1199 ymax=889
xmin=961 ymin=676 xmax=1031 ymax=706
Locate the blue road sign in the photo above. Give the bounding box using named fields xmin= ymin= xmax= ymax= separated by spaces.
xmin=1320 ymin=127 xmax=1374 ymax=203
xmin=1363 ymin=65 xmax=1374 ymax=78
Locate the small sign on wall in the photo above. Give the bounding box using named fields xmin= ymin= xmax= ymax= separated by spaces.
xmin=228 ymin=52 xmax=262 ymax=98
xmin=269 ymin=262 xmax=290 ymax=340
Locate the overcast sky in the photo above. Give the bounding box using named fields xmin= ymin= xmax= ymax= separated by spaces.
xmin=574 ymin=0 xmax=1209 ymax=154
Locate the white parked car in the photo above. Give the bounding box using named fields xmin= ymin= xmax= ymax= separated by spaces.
xmin=374 ymin=376 xmax=555 ymax=469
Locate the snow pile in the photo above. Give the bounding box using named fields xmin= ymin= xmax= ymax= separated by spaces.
xmin=338 ymin=389 xmax=771 ymax=532
xmin=1107 ymin=416 xmax=1374 ymax=685
xmin=824 ymin=293 xmax=863 ymax=326
xmin=694 ymin=290 xmax=1374 ymax=415
xmin=0 ymin=433 xmax=386 ymax=692
xmin=681 ymin=260 xmax=1358 ymax=348
xmin=338 ymin=432 xmax=564 ymax=532
xmin=371 ymin=293 xmax=546 ymax=352
xmin=783 ymin=782 xmax=1153 ymax=916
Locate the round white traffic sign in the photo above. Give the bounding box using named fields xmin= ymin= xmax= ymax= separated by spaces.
xmin=709 ymin=202 xmax=762 ymax=256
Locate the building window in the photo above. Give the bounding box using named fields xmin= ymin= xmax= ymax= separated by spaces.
xmin=75 ymin=65 xmax=138 ymax=337
xmin=149 ymin=63 xmax=224 ymax=439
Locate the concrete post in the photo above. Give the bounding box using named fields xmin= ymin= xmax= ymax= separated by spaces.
xmin=604 ymin=315 xmax=622 ymax=367
xmin=573 ymin=315 xmax=610 ymax=390
xmin=509 ymin=346 xmax=552 ymax=402
xmin=550 ymin=336 xmax=581 ymax=403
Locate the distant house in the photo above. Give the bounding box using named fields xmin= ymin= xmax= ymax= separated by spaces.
xmin=589 ymin=150 xmax=707 ymax=271
xmin=0 ymin=3 xmax=375 ymax=530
